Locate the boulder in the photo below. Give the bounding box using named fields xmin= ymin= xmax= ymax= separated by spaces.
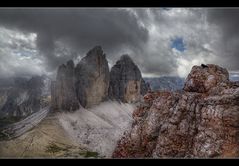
xmin=184 ymin=64 xmax=229 ymax=93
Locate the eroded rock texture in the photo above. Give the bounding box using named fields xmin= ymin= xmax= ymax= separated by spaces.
xmin=75 ymin=46 xmax=110 ymax=108
xmin=113 ymin=64 xmax=239 ymax=158
xmin=109 ymin=55 xmax=148 ymax=103
xmin=51 ymin=60 xmax=80 ymax=111
xmin=184 ymin=64 xmax=229 ymax=93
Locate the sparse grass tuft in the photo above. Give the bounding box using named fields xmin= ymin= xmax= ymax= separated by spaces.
xmin=45 ymin=142 xmax=100 ymax=158
xmin=45 ymin=143 xmax=68 ymax=153
xmin=79 ymin=151 xmax=99 ymax=158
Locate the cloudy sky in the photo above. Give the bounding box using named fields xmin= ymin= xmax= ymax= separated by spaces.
xmin=0 ymin=8 xmax=238 ymax=78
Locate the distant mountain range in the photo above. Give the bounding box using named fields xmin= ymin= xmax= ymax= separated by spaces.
xmin=229 ymin=75 xmax=239 ymax=82
xmin=0 ymin=75 xmax=51 ymax=127
xmin=144 ymin=74 xmax=239 ymax=92
xmin=144 ymin=76 xmax=185 ymax=91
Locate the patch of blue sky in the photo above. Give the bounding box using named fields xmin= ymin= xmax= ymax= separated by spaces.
xmin=171 ymin=37 xmax=186 ymax=52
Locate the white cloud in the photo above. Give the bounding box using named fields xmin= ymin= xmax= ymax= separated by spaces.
xmin=0 ymin=26 xmax=45 ymax=78
xmin=0 ymin=9 xmax=237 ymax=78
xmin=133 ymin=8 xmax=222 ymax=77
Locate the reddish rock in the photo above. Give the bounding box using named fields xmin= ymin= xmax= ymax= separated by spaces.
xmin=184 ymin=64 xmax=229 ymax=93
xmin=113 ymin=64 xmax=239 ymax=158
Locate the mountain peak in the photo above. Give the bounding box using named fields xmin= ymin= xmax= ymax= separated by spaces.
xmin=86 ymin=46 xmax=104 ymax=58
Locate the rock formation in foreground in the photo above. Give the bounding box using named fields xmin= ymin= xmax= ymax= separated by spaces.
xmin=109 ymin=55 xmax=149 ymax=103
xmin=51 ymin=60 xmax=80 ymax=112
xmin=75 ymin=46 xmax=110 ymax=108
xmin=113 ymin=64 xmax=239 ymax=158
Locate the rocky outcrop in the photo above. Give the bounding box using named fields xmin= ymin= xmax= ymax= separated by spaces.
xmin=75 ymin=46 xmax=110 ymax=108
xmin=113 ymin=64 xmax=239 ymax=158
xmin=109 ymin=55 xmax=148 ymax=103
xmin=183 ymin=64 xmax=229 ymax=93
xmin=0 ymin=75 xmax=51 ymax=121
xmin=51 ymin=60 xmax=80 ymax=112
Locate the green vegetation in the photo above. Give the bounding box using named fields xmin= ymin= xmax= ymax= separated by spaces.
xmin=45 ymin=142 xmax=69 ymax=153
xmin=79 ymin=151 xmax=99 ymax=158
xmin=45 ymin=142 xmax=100 ymax=158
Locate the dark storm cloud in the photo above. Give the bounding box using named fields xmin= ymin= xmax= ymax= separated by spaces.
xmin=1 ymin=8 xmax=239 ymax=78
xmin=0 ymin=8 xmax=149 ymax=72
xmin=207 ymin=9 xmax=239 ymax=70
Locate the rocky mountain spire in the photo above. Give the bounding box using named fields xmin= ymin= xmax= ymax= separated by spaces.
xmin=75 ymin=46 xmax=110 ymax=108
xmin=51 ymin=60 xmax=80 ymax=112
xmin=109 ymin=54 xmax=148 ymax=103
xmin=51 ymin=46 xmax=148 ymax=109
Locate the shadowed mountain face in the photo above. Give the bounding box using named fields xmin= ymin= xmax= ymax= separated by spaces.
xmin=0 ymin=78 xmax=15 ymax=88
xmin=75 ymin=46 xmax=110 ymax=108
xmin=52 ymin=46 xmax=110 ymax=110
xmin=109 ymin=55 xmax=149 ymax=103
xmin=0 ymin=75 xmax=51 ymax=126
xmin=51 ymin=60 xmax=80 ymax=112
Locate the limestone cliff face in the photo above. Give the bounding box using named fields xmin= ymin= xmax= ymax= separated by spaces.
xmin=109 ymin=55 xmax=148 ymax=103
xmin=51 ymin=47 xmax=148 ymax=109
xmin=113 ymin=64 xmax=239 ymax=158
xmin=51 ymin=60 xmax=80 ymax=112
xmin=75 ymin=46 xmax=110 ymax=108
